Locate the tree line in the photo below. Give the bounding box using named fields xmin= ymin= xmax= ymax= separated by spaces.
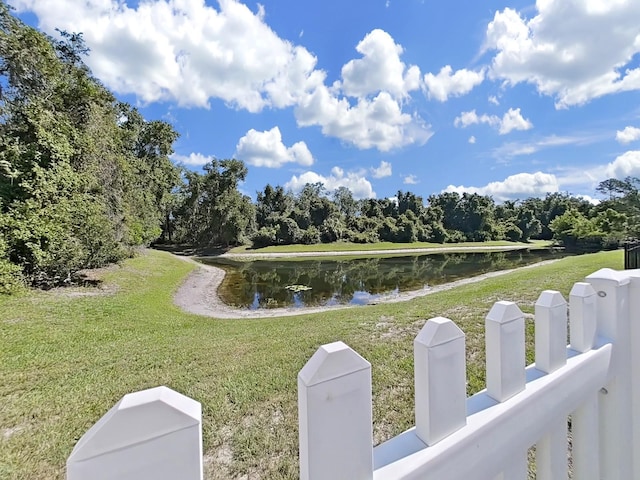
xmin=1 ymin=6 xmax=638 ymax=293
xmin=203 ymin=179 xmax=638 ymax=251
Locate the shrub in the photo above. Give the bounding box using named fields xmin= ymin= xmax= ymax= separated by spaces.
xmin=251 ymin=227 xmax=277 ymax=248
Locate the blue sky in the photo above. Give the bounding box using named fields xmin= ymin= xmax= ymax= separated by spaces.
xmin=11 ymin=0 xmax=640 ymax=203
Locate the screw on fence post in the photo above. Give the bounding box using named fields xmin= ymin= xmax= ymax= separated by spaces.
xmin=485 ymin=301 xmax=525 ymax=402
xmin=67 ymin=386 xmax=203 ymax=480
xmin=298 ymin=341 xmax=373 ymax=480
xmin=569 ymin=282 xmax=597 ymax=353
xmin=535 ymin=290 xmax=567 ymax=374
xmin=414 ymin=317 xmax=466 ymax=446
xmin=586 ymin=268 xmax=632 ymax=479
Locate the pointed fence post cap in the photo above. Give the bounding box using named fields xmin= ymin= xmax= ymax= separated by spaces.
xmin=415 ymin=317 xmax=464 ymax=348
xmin=570 ymin=282 xmax=596 ymax=297
xmin=486 ymin=301 xmax=524 ymax=324
xmin=586 ymin=268 xmax=630 ymax=285
xmin=299 ymin=341 xmax=370 ymax=387
xmin=68 ymin=386 xmax=201 ymax=463
xmin=535 ymin=290 xmax=565 ymax=308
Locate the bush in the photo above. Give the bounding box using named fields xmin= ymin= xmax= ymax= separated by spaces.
xmin=346 ymin=230 xmax=378 ymax=243
xmin=251 ymin=227 xmax=277 ymax=248
xmin=300 ymin=226 xmax=321 ymax=245
xmin=276 ymin=218 xmax=302 ymax=245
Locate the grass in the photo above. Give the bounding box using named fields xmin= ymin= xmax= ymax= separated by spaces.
xmin=0 ymin=249 xmax=623 ymax=479
xmin=228 ymin=239 xmax=553 ymax=255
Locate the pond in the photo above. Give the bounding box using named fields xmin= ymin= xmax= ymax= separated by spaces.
xmin=200 ymin=249 xmax=571 ymax=310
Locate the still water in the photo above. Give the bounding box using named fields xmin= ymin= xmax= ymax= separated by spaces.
xmin=201 ymin=249 xmax=570 ymax=310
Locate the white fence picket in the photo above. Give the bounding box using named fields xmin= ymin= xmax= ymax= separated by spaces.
xmin=569 ymin=281 xmax=600 ymax=480
xmin=414 ymin=317 xmax=466 ymax=446
xmin=534 ymin=290 xmax=568 ymax=479
xmin=66 ymin=386 xmax=202 ymax=480
xmin=569 ymin=282 xmax=597 ymax=353
xmin=298 ymin=341 xmax=373 ymax=480
xmin=485 ymin=301 xmax=526 ymax=402
xmin=571 ymin=393 xmax=600 ymax=480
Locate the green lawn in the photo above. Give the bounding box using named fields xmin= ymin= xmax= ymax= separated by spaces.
xmin=228 ymin=239 xmax=553 ymax=254
xmin=0 ymin=249 xmax=623 ymax=479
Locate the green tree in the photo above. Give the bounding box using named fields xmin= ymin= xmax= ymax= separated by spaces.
xmin=174 ymin=159 xmax=254 ymax=247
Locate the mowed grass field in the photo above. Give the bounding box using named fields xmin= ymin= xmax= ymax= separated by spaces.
xmin=0 ymin=248 xmax=623 ymax=479
xmin=228 ymin=239 xmax=553 ymax=254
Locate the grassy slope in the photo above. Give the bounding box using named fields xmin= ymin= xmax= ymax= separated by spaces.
xmin=0 ymin=249 xmax=623 ymax=479
xmin=228 ymin=239 xmax=553 ymax=254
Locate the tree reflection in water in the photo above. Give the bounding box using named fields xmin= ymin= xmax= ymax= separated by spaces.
xmin=202 ymin=249 xmax=569 ymax=309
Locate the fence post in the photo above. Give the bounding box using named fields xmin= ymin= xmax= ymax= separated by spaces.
xmin=66 ymin=386 xmax=202 ymax=480
xmin=627 ymin=270 xmax=640 ymax=476
xmin=534 ymin=290 xmax=568 ymax=480
xmin=569 ymin=282 xmax=600 ymax=480
xmin=485 ymin=301 xmax=526 ymax=402
xmin=298 ymin=341 xmax=373 ymax=480
xmin=414 ymin=317 xmax=466 ymax=446
xmin=586 ymin=268 xmax=632 ymax=479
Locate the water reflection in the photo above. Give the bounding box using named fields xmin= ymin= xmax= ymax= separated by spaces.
xmin=200 ymin=249 xmax=569 ymax=309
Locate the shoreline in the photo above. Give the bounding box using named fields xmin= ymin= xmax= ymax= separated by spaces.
xmin=218 ymin=244 xmax=534 ymax=260
xmin=173 ymin=253 xmax=561 ymax=319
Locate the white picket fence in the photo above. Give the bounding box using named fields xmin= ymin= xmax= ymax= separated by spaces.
xmin=66 ymin=267 xmax=639 ymax=479
xmin=299 ymin=267 xmax=640 ymax=479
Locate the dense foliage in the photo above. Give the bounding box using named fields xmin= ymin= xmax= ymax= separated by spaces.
xmin=0 ymin=5 xmax=180 ymax=291
xmin=245 ymin=185 xmax=638 ymax=251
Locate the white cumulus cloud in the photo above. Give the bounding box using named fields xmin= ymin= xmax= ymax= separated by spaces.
xmin=499 ymin=108 xmax=533 ymax=134
xmin=295 ymin=87 xmax=432 ymax=151
xmin=171 ymin=152 xmax=213 ymax=166
xmin=403 ymin=174 xmax=418 ymax=185
xmin=340 ymin=29 xmax=420 ymax=100
xmin=616 ymin=126 xmax=640 ymax=144
xmin=444 ymin=172 xmax=559 ymax=201
xmin=11 ymin=0 xmax=323 ymax=111
xmin=454 ymin=108 xmax=532 ymax=135
xmin=604 ymin=150 xmax=640 ymax=179
xmin=285 ymin=167 xmax=376 ymax=200
xmin=468 ymin=136 xmax=476 ymax=144
xmin=371 ymin=160 xmax=392 ymax=178
xmin=423 ymin=65 xmax=485 ymax=102
xmin=12 ymin=2 xmax=431 ymax=151
xmin=235 ymin=127 xmax=314 ymax=168
xmin=484 ymin=2 xmax=640 ymax=107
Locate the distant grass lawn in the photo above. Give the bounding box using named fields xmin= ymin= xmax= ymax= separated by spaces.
xmin=228 ymin=239 xmax=553 ymax=254
xmin=0 ymin=248 xmax=622 ymax=479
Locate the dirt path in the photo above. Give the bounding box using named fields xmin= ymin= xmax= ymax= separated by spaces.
xmin=173 ymin=248 xmax=559 ymax=319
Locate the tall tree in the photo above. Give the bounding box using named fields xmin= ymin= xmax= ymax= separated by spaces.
xmin=174 ymin=159 xmax=255 ymax=247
